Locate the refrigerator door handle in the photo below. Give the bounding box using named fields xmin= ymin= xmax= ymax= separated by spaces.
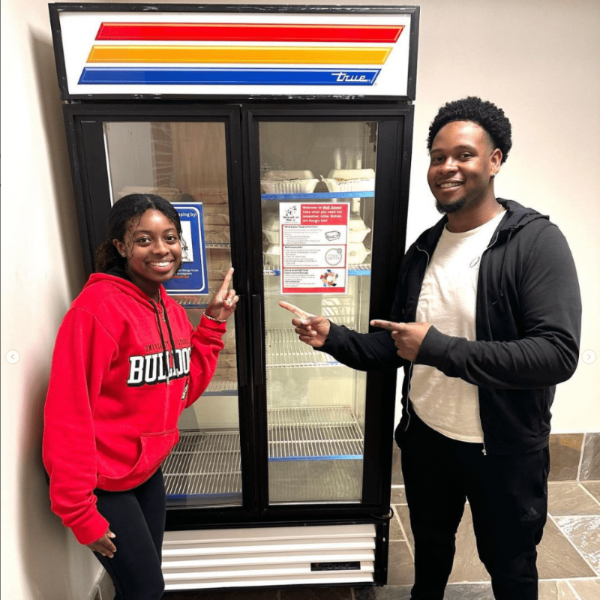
xmin=251 ymin=294 xmax=265 ymax=385
xmin=235 ymin=295 xmax=248 ymax=388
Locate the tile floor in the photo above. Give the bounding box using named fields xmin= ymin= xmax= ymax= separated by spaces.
xmin=162 ymin=479 xmax=600 ymax=600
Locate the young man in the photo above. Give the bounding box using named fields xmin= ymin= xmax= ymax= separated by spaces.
xmin=280 ymin=97 xmax=582 ymax=599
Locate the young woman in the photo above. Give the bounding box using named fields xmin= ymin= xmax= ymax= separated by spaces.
xmin=43 ymin=193 xmax=238 ymax=599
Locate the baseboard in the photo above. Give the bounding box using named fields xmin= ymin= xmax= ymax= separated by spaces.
xmin=89 ymin=569 xmax=115 ymax=600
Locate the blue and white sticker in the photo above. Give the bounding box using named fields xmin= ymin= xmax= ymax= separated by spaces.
xmin=164 ymin=203 xmax=209 ymax=295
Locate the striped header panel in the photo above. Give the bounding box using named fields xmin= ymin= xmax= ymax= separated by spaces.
xmin=56 ymin=11 xmax=414 ymax=96
xmin=95 ymin=23 xmax=404 ymax=43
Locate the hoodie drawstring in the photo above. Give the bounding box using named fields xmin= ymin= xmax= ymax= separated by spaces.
xmin=153 ymin=304 xmax=171 ymax=383
xmin=160 ymin=298 xmax=178 ymax=377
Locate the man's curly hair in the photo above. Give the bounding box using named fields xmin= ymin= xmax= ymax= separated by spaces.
xmin=427 ymin=97 xmax=512 ymax=164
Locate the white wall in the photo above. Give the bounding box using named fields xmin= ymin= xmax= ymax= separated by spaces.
xmin=1 ymin=1 xmax=598 ymax=599
xmin=402 ymin=0 xmax=600 ymax=433
xmin=1 ymin=0 xmax=103 ymax=598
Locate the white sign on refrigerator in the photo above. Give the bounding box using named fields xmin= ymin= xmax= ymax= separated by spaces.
xmin=280 ymin=202 xmax=350 ymax=294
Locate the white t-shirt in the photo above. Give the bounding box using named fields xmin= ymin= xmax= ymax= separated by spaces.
xmin=409 ymin=210 xmax=505 ymax=442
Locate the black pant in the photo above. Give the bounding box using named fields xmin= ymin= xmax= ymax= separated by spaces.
xmin=398 ymin=410 xmax=549 ymax=600
xmin=93 ymin=468 xmax=166 ymax=600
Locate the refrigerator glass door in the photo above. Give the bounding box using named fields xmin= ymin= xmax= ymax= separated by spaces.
xmin=103 ymin=121 xmax=242 ymax=507
xmin=259 ymin=121 xmax=377 ymax=504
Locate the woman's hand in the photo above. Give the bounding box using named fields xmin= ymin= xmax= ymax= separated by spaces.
xmin=87 ymin=528 xmax=116 ymax=558
xmin=205 ymin=267 xmax=239 ymax=322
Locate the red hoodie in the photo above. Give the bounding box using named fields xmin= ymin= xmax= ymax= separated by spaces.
xmin=42 ymin=273 xmax=225 ymax=545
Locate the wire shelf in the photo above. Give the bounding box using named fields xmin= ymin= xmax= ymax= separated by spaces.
xmin=163 ymin=408 xmax=364 ymax=500
xmin=266 ymin=329 xmax=339 ymax=368
xmin=163 ymin=430 xmax=242 ymax=501
xmin=268 ymin=407 xmax=364 ymax=461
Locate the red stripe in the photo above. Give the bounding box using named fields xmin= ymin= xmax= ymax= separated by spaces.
xmin=96 ymin=23 xmax=404 ymax=43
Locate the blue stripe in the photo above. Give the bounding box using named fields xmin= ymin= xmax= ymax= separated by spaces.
xmin=262 ymin=191 xmax=374 ymax=200
xmin=269 ymin=455 xmax=363 ymax=462
xmin=79 ymin=67 xmax=380 ymax=86
xmin=271 ymin=269 xmax=370 ymax=277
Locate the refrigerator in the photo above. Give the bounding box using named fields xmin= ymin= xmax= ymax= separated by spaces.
xmin=49 ymin=3 xmax=419 ymax=592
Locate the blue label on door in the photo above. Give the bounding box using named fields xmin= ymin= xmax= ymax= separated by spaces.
xmin=164 ymin=203 xmax=209 ymax=295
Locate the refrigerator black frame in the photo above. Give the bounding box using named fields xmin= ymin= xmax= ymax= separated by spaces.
xmin=60 ymin=101 xmax=411 ymax=530
xmin=243 ymin=104 xmax=412 ymax=520
xmin=62 ymin=102 xmax=260 ymax=522
xmin=48 ymin=3 xmax=420 ymax=103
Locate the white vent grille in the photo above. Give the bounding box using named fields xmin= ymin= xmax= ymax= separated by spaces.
xmin=162 ymin=524 xmax=376 ymax=590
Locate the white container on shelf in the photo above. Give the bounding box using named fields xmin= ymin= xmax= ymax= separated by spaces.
xmin=264 ymin=244 xmax=280 ymax=267
xmin=261 ymin=179 xmax=319 ymax=194
xmin=263 ymin=230 xmax=280 ymax=244
xmin=261 ymin=170 xmax=318 ymax=195
xmin=348 ymin=242 xmax=371 ymax=265
xmin=262 ymin=170 xmax=314 ymax=180
xmin=327 ymin=169 xmax=375 ymax=180
xmin=321 ymin=169 xmax=375 ymax=194
xmin=348 ymin=214 xmax=371 ymax=243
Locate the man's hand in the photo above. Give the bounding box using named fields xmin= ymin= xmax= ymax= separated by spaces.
xmin=370 ymin=320 xmax=432 ymax=361
xmin=279 ymin=301 xmax=330 ymax=348
xmin=87 ymin=528 xmax=116 ymax=558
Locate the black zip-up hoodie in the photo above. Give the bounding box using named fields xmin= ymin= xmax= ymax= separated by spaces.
xmin=321 ymin=199 xmax=582 ymax=455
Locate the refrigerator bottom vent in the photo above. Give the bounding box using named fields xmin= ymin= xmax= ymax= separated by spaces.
xmin=162 ymin=523 xmax=376 ymax=590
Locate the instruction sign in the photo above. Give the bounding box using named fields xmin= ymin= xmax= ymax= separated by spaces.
xmin=164 ymin=203 xmax=209 ymax=295
xmin=280 ymin=202 xmax=349 ymax=294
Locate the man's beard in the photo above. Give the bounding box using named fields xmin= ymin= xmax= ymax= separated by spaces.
xmin=436 ymin=197 xmax=466 ymax=214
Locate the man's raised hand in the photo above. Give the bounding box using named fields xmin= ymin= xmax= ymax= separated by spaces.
xmin=279 ymin=301 xmax=330 ymax=348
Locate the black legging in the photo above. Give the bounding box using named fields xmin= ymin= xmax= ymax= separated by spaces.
xmin=93 ymin=468 xmax=166 ymax=600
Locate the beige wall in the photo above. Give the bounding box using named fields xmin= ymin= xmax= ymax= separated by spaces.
xmin=1 ymin=0 xmax=598 ymax=598
xmin=1 ymin=0 xmax=102 ymax=598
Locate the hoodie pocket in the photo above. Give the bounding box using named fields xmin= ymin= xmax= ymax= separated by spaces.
xmin=98 ymin=429 xmax=178 ymax=491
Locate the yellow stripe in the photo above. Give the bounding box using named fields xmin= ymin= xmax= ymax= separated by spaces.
xmin=87 ymin=45 xmax=391 ymax=65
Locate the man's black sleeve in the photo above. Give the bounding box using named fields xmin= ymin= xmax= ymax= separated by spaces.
xmin=416 ymin=224 xmax=582 ymax=389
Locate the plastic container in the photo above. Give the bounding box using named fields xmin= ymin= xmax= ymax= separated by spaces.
xmin=264 ymin=244 xmax=281 ymax=266
xmin=263 ymin=230 xmax=280 ymax=244
xmin=321 ymin=169 xmax=375 ymax=193
xmin=261 ymin=179 xmax=319 ymax=194
xmin=348 ymin=242 xmax=371 ymax=265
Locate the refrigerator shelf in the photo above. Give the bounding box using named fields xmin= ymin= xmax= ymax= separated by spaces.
xmin=163 ymin=430 xmax=242 ymax=503
xmin=266 ymin=329 xmax=339 ymax=368
xmin=268 ymin=407 xmax=364 ymax=461
xmin=164 ymin=407 xmax=364 ymax=499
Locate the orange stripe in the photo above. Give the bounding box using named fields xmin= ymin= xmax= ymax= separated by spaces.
xmin=87 ymin=45 xmax=391 ymax=65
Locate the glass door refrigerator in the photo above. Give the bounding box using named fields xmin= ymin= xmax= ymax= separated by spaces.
xmin=49 ymin=3 xmax=419 ymax=592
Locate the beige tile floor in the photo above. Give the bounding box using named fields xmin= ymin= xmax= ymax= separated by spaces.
xmin=373 ymin=480 xmax=600 ymax=600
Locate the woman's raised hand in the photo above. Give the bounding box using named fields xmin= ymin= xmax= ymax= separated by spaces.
xmin=205 ymin=267 xmax=239 ymax=322
xmin=279 ymin=301 xmax=330 ymax=348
